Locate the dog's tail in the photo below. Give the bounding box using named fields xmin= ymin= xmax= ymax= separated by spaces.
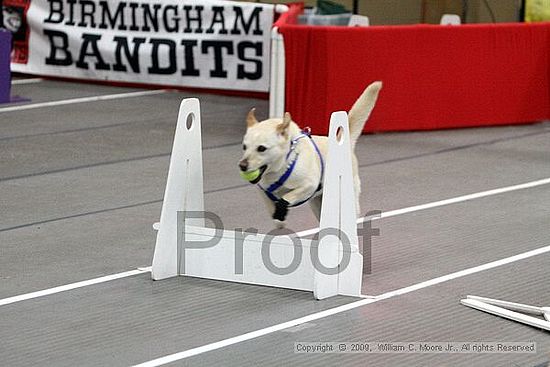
xmin=348 ymin=81 xmax=382 ymax=148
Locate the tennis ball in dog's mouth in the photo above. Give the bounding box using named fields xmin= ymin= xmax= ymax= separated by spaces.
xmin=240 ymin=169 xmax=261 ymax=182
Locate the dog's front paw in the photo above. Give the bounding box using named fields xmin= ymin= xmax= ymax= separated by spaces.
xmin=273 ymin=219 xmax=286 ymax=229
xmin=273 ymin=199 xmax=289 ymax=222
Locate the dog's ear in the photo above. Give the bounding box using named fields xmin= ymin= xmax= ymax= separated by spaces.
xmin=277 ymin=112 xmax=292 ymax=136
xmin=246 ymin=108 xmax=258 ymax=128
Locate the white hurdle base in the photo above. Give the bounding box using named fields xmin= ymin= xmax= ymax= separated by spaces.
xmin=152 ymin=98 xmax=363 ymax=300
xmin=181 ymin=226 xmax=361 ymax=295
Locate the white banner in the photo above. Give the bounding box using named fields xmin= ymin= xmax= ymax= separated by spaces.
xmin=10 ymin=0 xmax=274 ymax=92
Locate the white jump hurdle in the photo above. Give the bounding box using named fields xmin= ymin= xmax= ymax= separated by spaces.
xmin=151 ymin=98 xmax=363 ymax=299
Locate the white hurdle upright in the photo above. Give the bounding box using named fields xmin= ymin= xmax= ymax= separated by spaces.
xmin=152 ymin=98 xmax=363 ymax=299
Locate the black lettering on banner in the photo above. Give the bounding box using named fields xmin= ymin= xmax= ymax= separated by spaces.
xmin=231 ymin=6 xmax=262 ymax=35
xmin=128 ymin=2 xmax=140 ymax=31
xmin=42 ymin=2 xmax=268 ymax=85
xmin=237 ymin=41 xmax=262 ymax=80
xmin=163 ymin=5 xmax=180 ymax=33
xmin=75 ymin=33 xmax=110 ymax=70
xmin=142 ymin=3 xmax=161 ymax=32
xmin=183 ymin=5 xmax=204 ymax=33
xmin=44 ymin=29 xmax=72 ymax=66
xmin=45 ymin=0 xmax=64 ymax=24
xmin=207 ymin=6 xmax=228 ymax=34
xmin=148 ymin=39 xmax=177 ymax=75
xmin=180 ymin=40 xmax=200 ymax=76
xmin=77 ymin=0 xmax=96 ymax=28
xmin=201 ymin=40 xmax=234 ymax=78
xmin=66 ymin=0 xmax=77 ymax=26
xmin=98 ymin=1 xmax=127 ymax=30
xmin=113 ymin=37 xmax=145 ymax=73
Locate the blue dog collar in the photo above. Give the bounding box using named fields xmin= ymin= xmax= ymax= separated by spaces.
xmin=258 ymin=129 xmax=324 ymax=207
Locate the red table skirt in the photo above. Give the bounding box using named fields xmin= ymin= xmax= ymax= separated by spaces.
xmin=279 ymin=23 xmax=550 ymax=134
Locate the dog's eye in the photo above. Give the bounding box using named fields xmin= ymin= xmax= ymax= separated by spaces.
xmin=257 ymin=145 xmax=267 ymax=152
xmin=242 ymin=144 xmax=247 ymax=151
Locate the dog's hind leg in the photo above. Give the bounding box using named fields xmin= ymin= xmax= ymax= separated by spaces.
xmin=309 ymin=195 xmax=323 ymax=222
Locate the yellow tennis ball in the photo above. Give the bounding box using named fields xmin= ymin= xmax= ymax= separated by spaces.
xmin=240 ymin=169 xmax=261 ymax=182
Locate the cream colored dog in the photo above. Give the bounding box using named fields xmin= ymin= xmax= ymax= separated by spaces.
xmin=239 ymin=81 xmax=382 ymax=228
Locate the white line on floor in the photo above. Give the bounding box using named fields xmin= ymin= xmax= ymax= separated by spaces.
xmin=131 ymin=244 xmax=550 ymax=367
xmin=0 ymin=267 xmax=151 ymax=307
xmin=295 ymin=177 xmax=550 ymax=238
xmin=11 ymin=78 xmax=44 ymax=85
xmin=0 ymin=89 xmax=170 ymax=113
xmin=0 ymin=177 xmax=548 ymax=308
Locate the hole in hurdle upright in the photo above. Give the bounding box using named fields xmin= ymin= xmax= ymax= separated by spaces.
xmin=152 ymin=98 xmax=364 ymax=300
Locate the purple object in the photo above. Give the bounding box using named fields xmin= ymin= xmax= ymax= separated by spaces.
xmin=0 ymin=28 xmax=12 ymax=104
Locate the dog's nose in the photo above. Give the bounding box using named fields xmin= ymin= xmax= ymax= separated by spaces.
xmin=239 ymin=160 xmax=248 ymax=172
